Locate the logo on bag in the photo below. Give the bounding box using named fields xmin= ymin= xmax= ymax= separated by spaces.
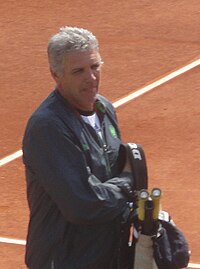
xmin=128 ymin=143 xmax=142 ymax=160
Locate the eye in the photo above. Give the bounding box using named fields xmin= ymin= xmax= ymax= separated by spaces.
xmin=72 ymin=68 xmax=84 ymax=74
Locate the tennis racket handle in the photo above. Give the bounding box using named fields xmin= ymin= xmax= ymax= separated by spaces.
xmin=137 ymin=189 xmax=149 ymax=221
xmin=151 ymin=188 xmax=162 ymax=220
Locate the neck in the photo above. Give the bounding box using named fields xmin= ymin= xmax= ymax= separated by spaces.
xmin=77 ymin=108 xmax=95 ymax=116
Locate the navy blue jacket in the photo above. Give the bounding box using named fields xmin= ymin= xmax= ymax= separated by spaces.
xmin=23 ymin=89 xmax=133 ymax=269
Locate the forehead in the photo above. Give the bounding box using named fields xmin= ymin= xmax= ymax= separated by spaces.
xmin=64 ymin=49 xmax=101 ymax=69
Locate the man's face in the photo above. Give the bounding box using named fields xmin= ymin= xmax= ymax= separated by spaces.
xmin=53 ymin=49 xmax=102 ymax=111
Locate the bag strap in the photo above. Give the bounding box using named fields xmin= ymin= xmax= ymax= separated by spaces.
xmin=125 ymin=143 xmax=148 ymax=191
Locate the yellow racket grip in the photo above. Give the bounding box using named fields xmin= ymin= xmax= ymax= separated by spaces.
xmin=138 ymin=189 xmax=149 ymax=221
xmin=151 ymin=188 xmax=162 ymax=220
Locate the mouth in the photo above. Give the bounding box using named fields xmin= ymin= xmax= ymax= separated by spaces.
xmin=77 ymin=88 xmax=98 ymax=110
xmin=82 ymin=87 xmax=98 ymax=95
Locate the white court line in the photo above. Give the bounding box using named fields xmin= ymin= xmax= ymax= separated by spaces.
xmin=113 ymin=58 xmax=200 ymax=108
xmin=0 ymin=237 xmax=26 ymax=246
xmin=188 ymin=264 xmax=200 ymax=269
xmin=0 ymin=149 xmax=22 ymax=167
xmin=0 ymin=58 xmax=200 ymax=268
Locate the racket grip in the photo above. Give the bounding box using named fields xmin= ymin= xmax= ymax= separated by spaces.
xmin=151 ymin=188 xmax=162 ymax=220
xmin=138 ymin=189 xmax=149 ymax=221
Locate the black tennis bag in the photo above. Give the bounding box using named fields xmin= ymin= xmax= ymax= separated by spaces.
xmin=119 ymin=143 xmax=190 ymax=269
xmin=153 ymin=219 xmax=190 ymax=269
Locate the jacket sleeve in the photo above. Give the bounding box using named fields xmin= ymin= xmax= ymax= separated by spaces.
xmin=23 ymin=116 xmax=132 ymax=224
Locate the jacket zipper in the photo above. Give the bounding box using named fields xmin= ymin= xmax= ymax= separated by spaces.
xmin=100 ymin=121 xmax=112 ymax=178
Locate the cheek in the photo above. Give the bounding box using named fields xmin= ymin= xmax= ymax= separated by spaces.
xmin=64 ymin=77 xmax=78 ymax=90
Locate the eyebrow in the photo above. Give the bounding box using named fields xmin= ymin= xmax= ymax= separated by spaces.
xmin=72 ymin=67 xmax=83 ymax=71
xmin=71 ymin=61 xmax=103 ymax=72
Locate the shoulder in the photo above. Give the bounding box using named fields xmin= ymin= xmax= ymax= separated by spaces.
xmin=23 ymin=99 xmax=64 ymax=141
xmin=25 ymin=90 xmax=77 ymax=130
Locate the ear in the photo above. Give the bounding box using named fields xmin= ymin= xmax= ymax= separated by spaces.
xmin=50 ymin=68 xmax=60 ymax=83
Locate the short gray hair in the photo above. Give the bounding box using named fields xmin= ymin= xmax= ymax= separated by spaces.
xmin=48 ymin=26 xmax=99 ymax=76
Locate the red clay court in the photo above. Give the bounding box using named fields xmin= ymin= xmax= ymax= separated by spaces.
xmin=0 ymin=1 xmax=200 ymax=268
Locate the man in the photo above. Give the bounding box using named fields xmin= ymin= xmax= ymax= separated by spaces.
xmin=23 ymin=26 xmax=134 ymax=269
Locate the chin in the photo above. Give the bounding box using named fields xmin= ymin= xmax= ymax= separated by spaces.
xmin=86 ymin=105 xmax=95 ymax=111
xmin=84 ymin=101 xmax=95 ymax=111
